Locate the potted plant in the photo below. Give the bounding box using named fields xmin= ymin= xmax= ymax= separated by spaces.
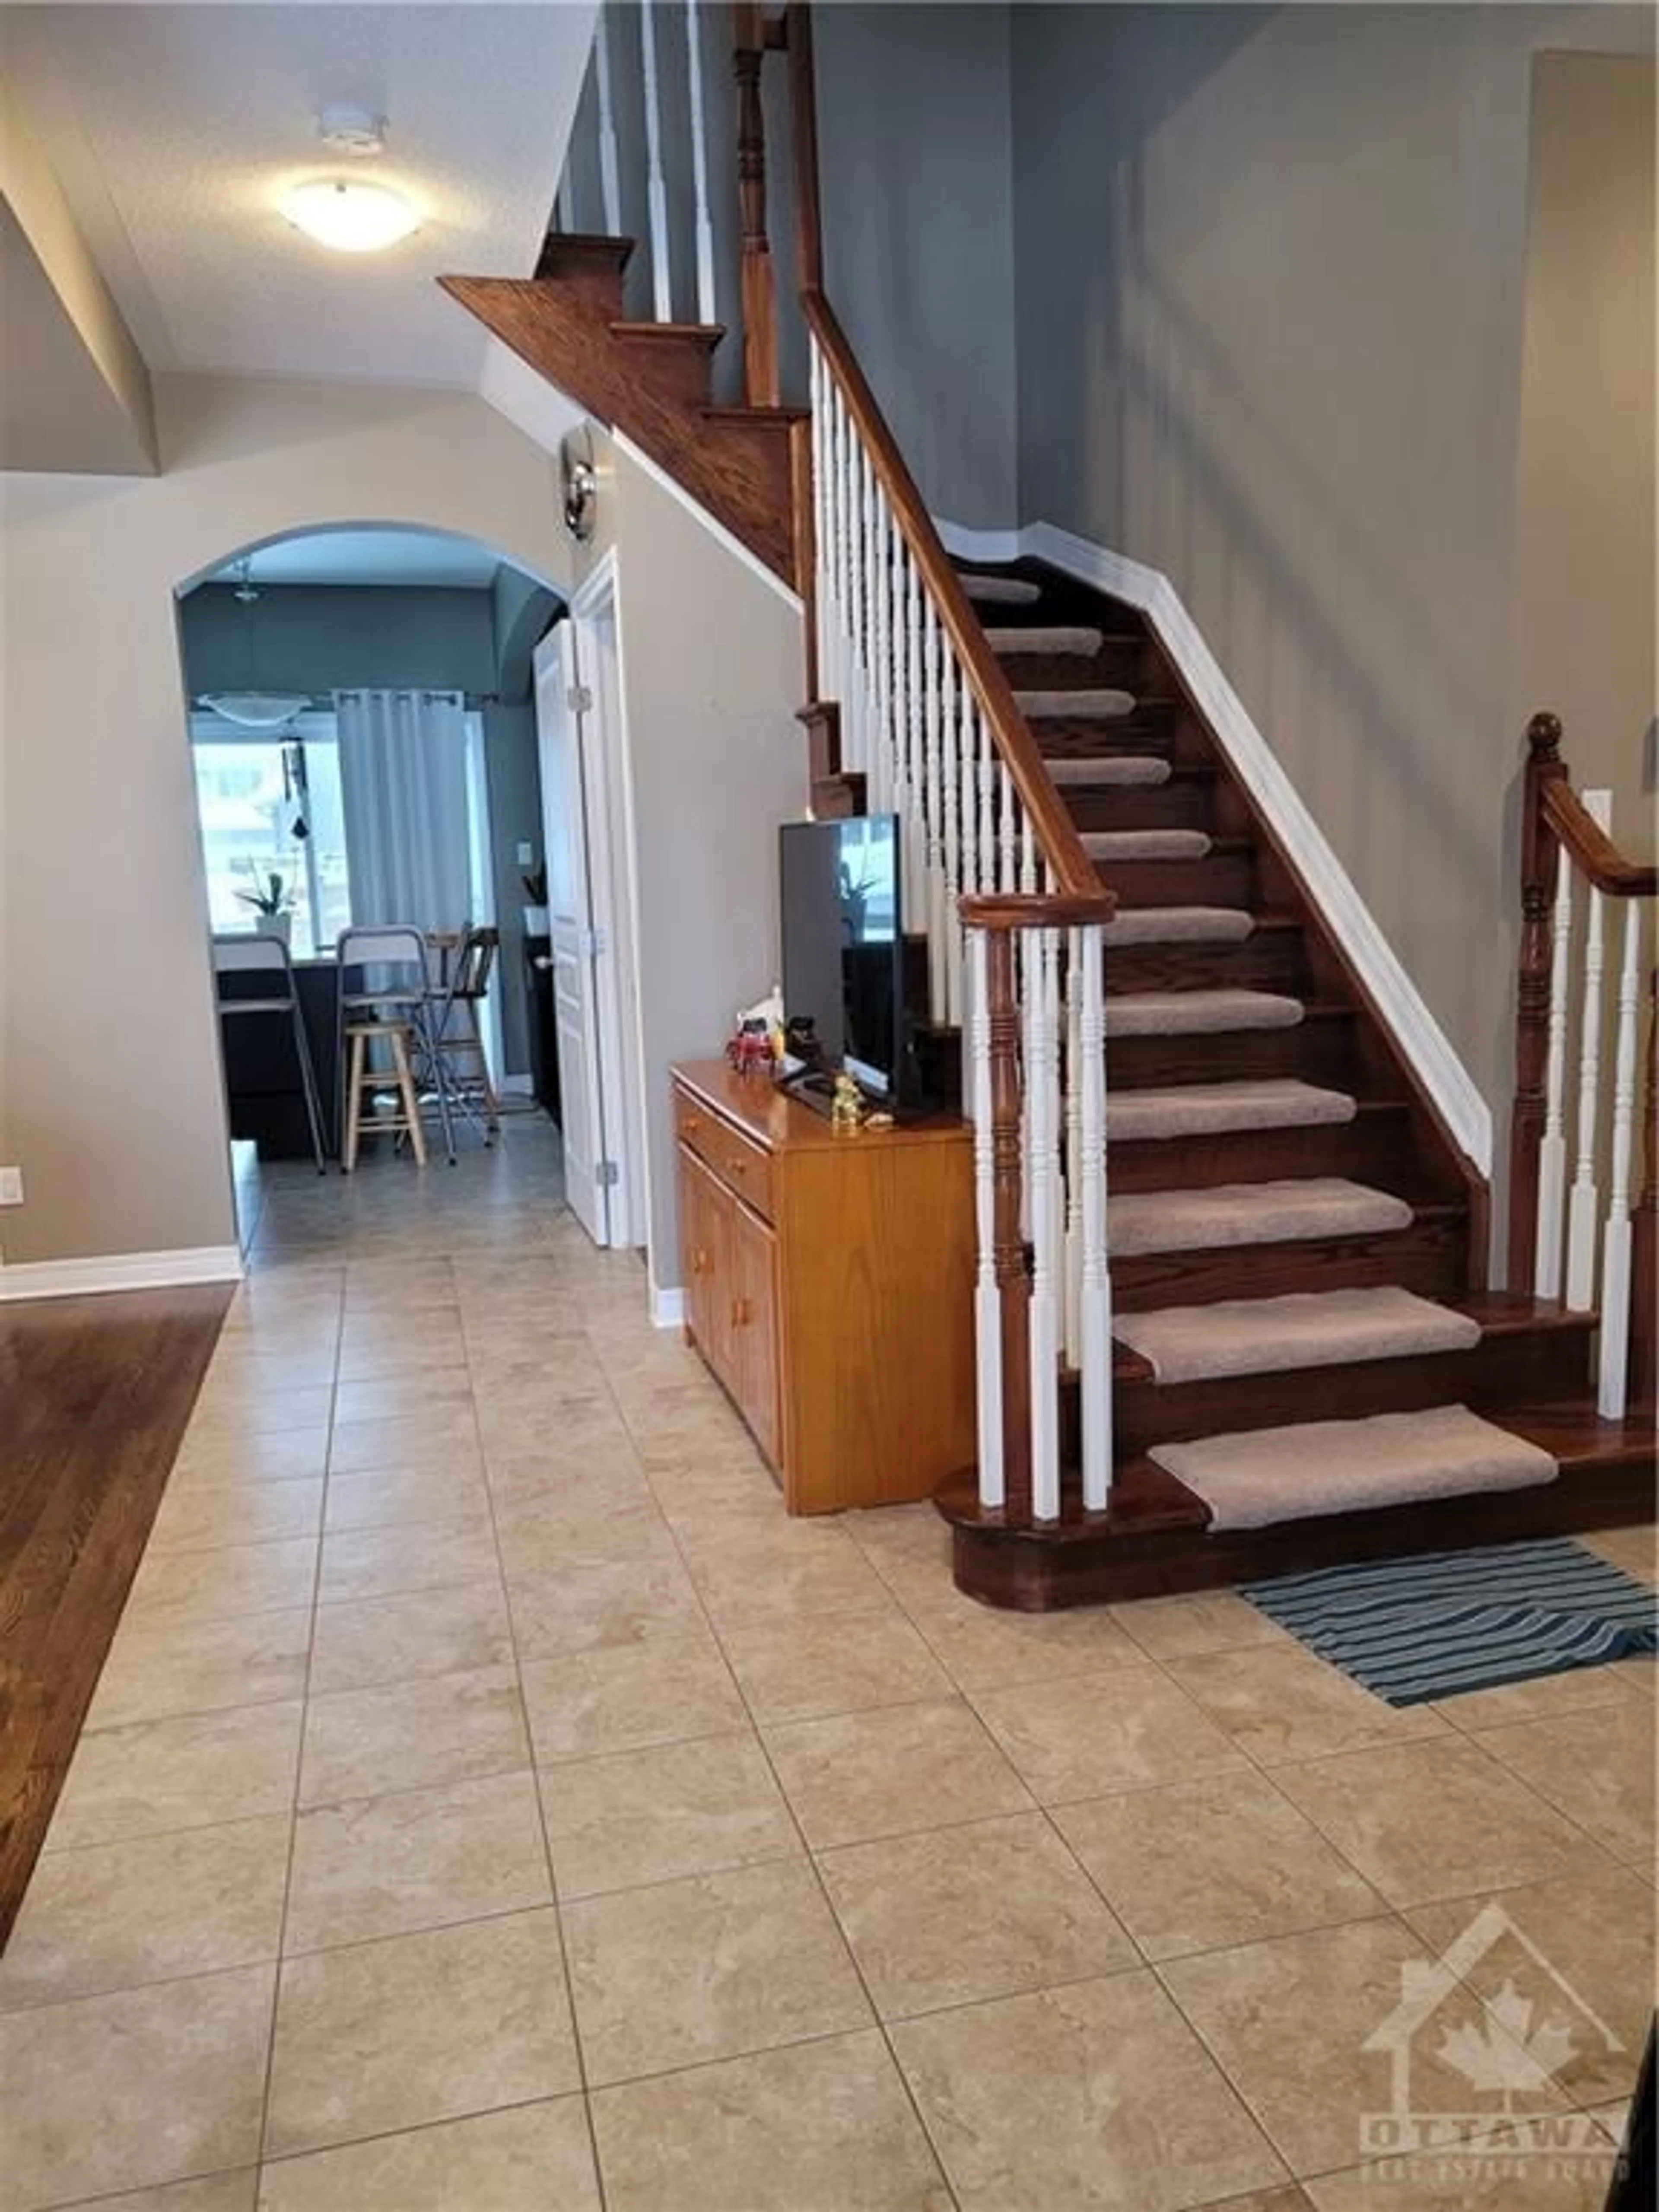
xmin=236 ymin=861 xmax=294 ymax=947
xmin=521 ymin=863 xmax=549 ymax=939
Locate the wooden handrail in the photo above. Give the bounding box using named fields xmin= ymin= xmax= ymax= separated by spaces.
xmin=801 ymin=287 xmax=1103 ymax=901
xmin=960 ymin=893 xmax=1119 ymax=930
xmin=1540 ymin=781 xmax=1657 ymax=898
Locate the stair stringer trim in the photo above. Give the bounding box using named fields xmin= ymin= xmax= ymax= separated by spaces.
xmin=936 ymin=517 xmax=1493 ymax=1178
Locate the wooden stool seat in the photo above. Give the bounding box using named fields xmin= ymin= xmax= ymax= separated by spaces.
xmin=341 ymin=1019 xmax=427 ymax=1171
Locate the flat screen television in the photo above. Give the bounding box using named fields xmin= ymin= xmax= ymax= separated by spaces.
xmin=779 ymin=813 xmax=909 ymax=1106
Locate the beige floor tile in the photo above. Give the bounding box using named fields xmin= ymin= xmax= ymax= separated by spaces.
xmin=335 ymin=1330 xmax=469 ymax=1383
xmin=56 ymin=2175 xmax=257 ymax=2212
xmin=1162 ymin=1916 xmax=1572 ymax=2177
xmin=507 ymin=1555 xmax=711 ymax=1661
xmin=971 ymin=1665 xmax=1249 ymax=1805
xmin=1053 ymin=1767 xmax=1388 ymax=1961
xmin=0 ymin=1817 xmax=290 ymax=2011
xmin=169 ymin=1429 xmax=330 ymax=1486
xmin=1272 ymin=1738 xmax=1609 ymax=1907
xmin=763 ymin=1699 xmax=1033 ymax=1848
xmin=299 ymin=1663 xmax=530 ymax=1806
xmin=1111 ymin=1590 xmax=1292 ymax=1662
xmin=686 ymin=1534 xmax=897 ymax=1627
xmin=521 ymin=1631 xmax=750 ymax=1764
xmin=1431 ymin=1665 xmax=1646 ymax=1730
xmin=1304 ymin=2142 xmax=1614 ymax=2208
xmin=124 ymin=1539 xmax=319 ymax=1627
xmin=903 ymin=1589 xmax=1151 ymax=1692
xmin=590 ymin=2031 xmax=952 ymax=2211
xmin=0 ymin=1963 xmax=275 ymax=2212
xmin=1403 ymin=1854 xmax=1657 ymax=2106
xmin=892 ymin=1969 xmax=1287 ymax=2211
xmin=148 ymin=1480 xmax=324 ymax=1556
xmin=820 ymin=1810 xmax=1136 ymax=2018
xmin=316 ymin=1514 xmax=501 ymax=1604
xmin=330 ymin=1369 xmax=474 ymax=1427
xmin=46 ymin=1703 xmax=303 ymax=1849
xmin=1166 ymin=1642 xmax=1452 ymax=1766
xmin=327 ymin=1412 xmax=482 ymax=1478
xmin=540 ymin=1732 xmax=798 ymax=1899
xmin=87 ymin=1608 xmax=312 ymax=1729
xmin=563 ymin=1855 xmax=870 ymax=2085
xmin=187 ymin=1386 xmax=335 ymax=1437
xmin=1580 ymin=1524 xmax=1658 ymax=1585
xmin=309 ymin=1580 xmax=512 ymax=1695
xmin=1469 ymin=1703 xmax=1656 ymax=1869
xmin=284 ymin=1769 xmax=551 ymax=1954
xmin=492 ymin=1498 xmax=677 ymax=1575
xmin=265 ymin=1908 xmax=578 ymax=2157
xmin=718 ymin=1605 xmax=955 ymax=1724
xmin=321 ymin=1462 xmax=492 ymax=1533
xmin=256 ymin=2097 xmax=600 ymax=2212
xmin=485 ymin=1440 xmax=651 ymax=1513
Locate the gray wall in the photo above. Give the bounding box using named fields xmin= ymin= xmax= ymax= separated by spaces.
xmin=817 ymin=3 xmax=1018 ymax=528
xmin=1010 ymin=2 xmax=1656 ymax=1175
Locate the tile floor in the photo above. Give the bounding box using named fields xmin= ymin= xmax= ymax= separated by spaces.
xmin=1 ymin=1122 xmax=1654 ymax=2211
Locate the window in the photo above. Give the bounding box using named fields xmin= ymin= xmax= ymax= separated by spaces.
xmin=191 ymin=711 xmax=351 ymax=958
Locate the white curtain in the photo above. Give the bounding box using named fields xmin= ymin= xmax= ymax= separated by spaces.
xmin=335 ymin=689 xmax=472 ymax=935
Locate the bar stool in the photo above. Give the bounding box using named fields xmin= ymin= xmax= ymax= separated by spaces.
xmin=211 ymin=934 xmax=327 ymax=1173
xmin=427 ymin=925 xmax=501 ymax=1138
xmin=334 ymin=925 xmax=452 ymax=1170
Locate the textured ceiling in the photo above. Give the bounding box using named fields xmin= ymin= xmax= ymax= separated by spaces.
xmin=210 ymin=527 xmax=504 ymax=589
xmin=1 ymin=3 xmax=597 ymax=387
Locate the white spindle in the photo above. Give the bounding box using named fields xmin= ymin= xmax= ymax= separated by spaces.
xmin=1534 ymin=855 xmax=1575 ymax=1297
xmin=998 ymin=763 xmax=1017 ymax=894
xmin=1565 ymin=790 xmax=1614 ymax=1309
xmin=594 ymin=11 xmax=622 ymax=236
xmin=904 ymin=551 xmax=928 ymax=958
xmin=1597 ymin=900 xmax=1644 ymax=1417
xmin=941 ymin=652 xmax=963 ymax=1028
xmin=1064 ymin=931 xmax=1083 ymax=1367
xmin=976 ymin=702 xmax=997 ymax=916
xmin=639 ymin=1 xmax=673 ymax=319
xmin=922 ymin=602 xmax=949 ymax=1022
xmin=684 ymin=0 xmax=716 ymax=326
xmin=1027 ymin=928 xmax=1061 ymax=1522
xmin=810 ymin=347 xmax=834 ymax=711
xmin=869 ymin=488 xmax=892 ymax=817
xmin=1078 ymin=922 xmax=1112 ymax=1508
xmin=968 ymin=929 xmax=1004 ymax=1510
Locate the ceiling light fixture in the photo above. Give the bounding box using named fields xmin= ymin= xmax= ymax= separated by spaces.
xmin=199 ymin=560 xmax=310 ymax=729
xmin=283 ymin=176 xmax=420 ymax=253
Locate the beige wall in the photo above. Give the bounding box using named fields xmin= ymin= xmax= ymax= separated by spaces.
xmin=1011 ymin=3 xmax=1654 ymax=1160
xmin=0 ymin=375 xmax=572 ymax=1265
xmin=1509 ymin=51 xmax=1656 ymax=854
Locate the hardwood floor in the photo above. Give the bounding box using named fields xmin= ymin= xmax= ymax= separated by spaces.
xmin=0 ymin=1284 xmax=229 ymax=1948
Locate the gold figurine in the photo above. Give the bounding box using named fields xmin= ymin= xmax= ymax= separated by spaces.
xmin=830 ymin=1073 xmax=864 ymax=1133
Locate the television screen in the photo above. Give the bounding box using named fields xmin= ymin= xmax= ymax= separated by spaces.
xmin=779 ymin=814 xmax=904 ymax=1100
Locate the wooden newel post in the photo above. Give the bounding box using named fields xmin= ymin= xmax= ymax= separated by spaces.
xmin=1630 ymin=964 xmax=1657 ymax=1408
xmin=1510 ymin=712 xmax=1567 ymax=1287
xmin=986 ymin=926 xmax=1032 ymax=1520
xmin=732 ymin=5 xmax=780 ymax=408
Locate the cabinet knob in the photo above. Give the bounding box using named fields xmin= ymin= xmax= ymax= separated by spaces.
xmin=727 ymin=1155 xmax=746 ymax=1176
xmin=678 ymin=1119 xmax=699 ymax=1139
xmin=691 ymin=1247 xmax=708 ymax=1275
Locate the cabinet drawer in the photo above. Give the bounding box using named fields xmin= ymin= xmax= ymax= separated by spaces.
xmin=673 ymin=1090 xmax=775 ymax=1220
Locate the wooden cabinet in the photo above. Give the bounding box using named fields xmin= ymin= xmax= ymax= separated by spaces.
xmin=672 ymin=1062 xmax=976 ymax=1514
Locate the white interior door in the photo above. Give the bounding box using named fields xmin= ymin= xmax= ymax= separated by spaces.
xmin=534 ymin=625 xmax=610 ymax=1244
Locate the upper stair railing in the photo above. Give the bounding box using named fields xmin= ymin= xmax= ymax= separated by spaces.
xmin=1511 ymin=713 xmax=1657 ymax=1417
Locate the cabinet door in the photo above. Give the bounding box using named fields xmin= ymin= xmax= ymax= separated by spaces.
xmin=728 ymin=1200 xmax=780 ymax=1465
xmin=679 ymin=1147 xmax=728 ymax=1376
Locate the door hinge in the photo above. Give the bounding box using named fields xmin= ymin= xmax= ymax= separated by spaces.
xmin=568 ymin=683 xmax=593 ymax=714
xmin=577 ymin=926 xmax=605 ymax=958
xmin=597 ymin=1160 xmax=620 ymax=1187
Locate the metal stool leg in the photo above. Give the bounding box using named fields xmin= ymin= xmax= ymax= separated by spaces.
xmin=290 ymin=1002 xmax=328 ymax=1174
xmin=416 ymin=1005 xmax=458 ymax=1164
xmin=342 ymin=1030 xmax=368 ymax=1173
xmin=388 ymin=1028 xmax=429 ymax=1166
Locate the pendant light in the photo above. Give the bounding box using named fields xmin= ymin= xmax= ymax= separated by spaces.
xmin=199 ymin=561 xmax=310 ymax=728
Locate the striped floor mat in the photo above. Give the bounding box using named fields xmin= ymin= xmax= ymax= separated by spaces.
xmin=1242 ymin=1538 xmax=1656 ymax=1705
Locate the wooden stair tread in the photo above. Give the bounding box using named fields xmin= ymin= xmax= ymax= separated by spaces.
xmin=701 ymin=404 xmax=812 ymax=425
xmin=610 ymin=319 xmax=725 ymax=347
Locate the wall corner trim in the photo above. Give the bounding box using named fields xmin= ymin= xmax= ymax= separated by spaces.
xmin=651 ymin=1285 xmax=687 ymax=1330
xmin=610 ymin=430 xmax=805 ymax=615
xmin=0 ymin=1244 xmax=245 ymax=1303
xmin=937 ymin=515 xmax=1494 ymax=1177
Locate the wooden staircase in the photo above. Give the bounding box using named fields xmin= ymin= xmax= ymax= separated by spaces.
xmin=934 ymin=559 xmax=1655 ymax=1605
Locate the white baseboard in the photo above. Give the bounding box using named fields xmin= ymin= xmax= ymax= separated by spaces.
xmin=651 ymin=1285 xmax=687 ymax=1330
xmin=0 ymin=1243 xmax=245 ymax=1302
xmin=935 ymin=515 xmax=1493 ymax=1176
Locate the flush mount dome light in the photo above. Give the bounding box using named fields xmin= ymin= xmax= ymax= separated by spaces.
xmin=283 ymin=178 xmax=419 ymax=252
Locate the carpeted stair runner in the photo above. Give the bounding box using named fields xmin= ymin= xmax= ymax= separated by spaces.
xmin=1016 ymin=688 xmax=1137 ymax=721
xmin=1105 ymin=989 xmax=1304 ymax=1038
xmin=985 ymin=625 xmax=1103 ymax=658
xmin=1118 ymin=1286 xmax=1481 ymax=1385
xmin=1105 ymin=906 xmax=1255 ymax=945
xmin=1107 ymin=1078 xmax=1358 ymax=1142
xmin=1084 ymin=828 xmax=1212 ymax=861
xmin=961 ymin=574 xmax=1041 ymax=606
xmin=1048 ymin=756 xmax=1171 ymax=787
xmin=1150 ymin=1405 xmax=1558 ymax=1532
xmin=1109 ymin=1177 xmax=1413 ymax=1256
